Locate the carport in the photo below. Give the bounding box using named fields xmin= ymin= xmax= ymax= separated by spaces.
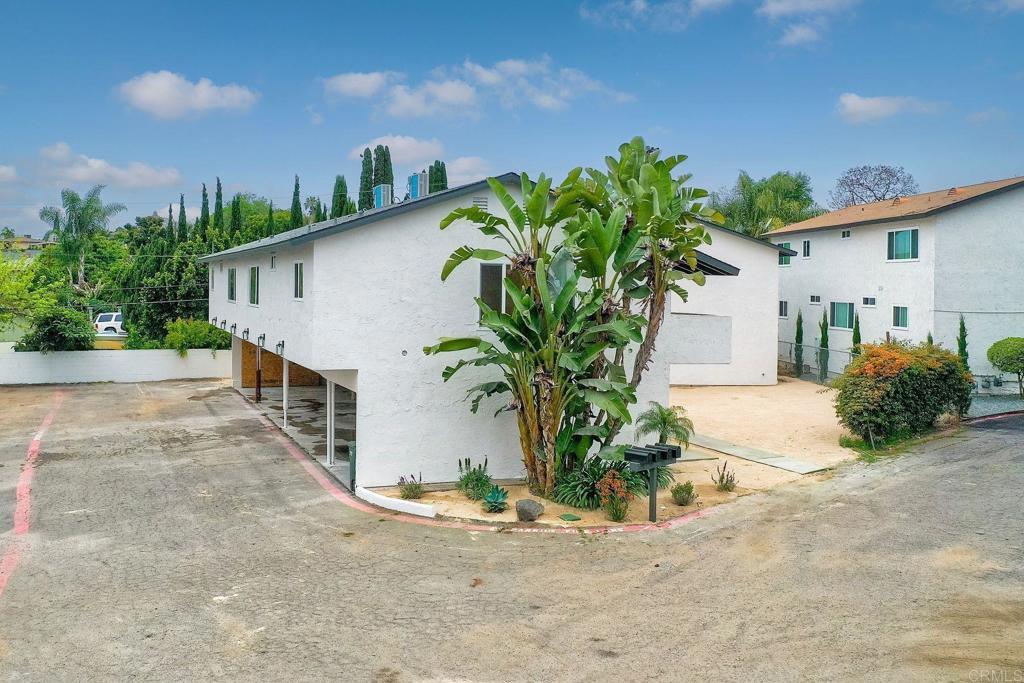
xmin=234 ymin=339 xmax=357 ymax=488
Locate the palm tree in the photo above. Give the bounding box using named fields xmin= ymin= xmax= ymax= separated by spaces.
xmin=40 ymin=185 xmax=125 ymax=288
xmin=635 ymin=402 xmax=694 ymax=446
xmin=712 ymin=171 xmax=822 ymax=238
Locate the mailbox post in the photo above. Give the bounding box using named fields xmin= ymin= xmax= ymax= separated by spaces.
xmin=624 ymin=443 xmax=682 ymax=522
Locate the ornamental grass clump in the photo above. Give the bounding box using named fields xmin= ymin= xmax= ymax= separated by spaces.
xmin=397 ymin=473 xmax=424 ymax=500
xmin=833 ymin=341 xmax=972 ymax=444
xmin=457 ymin=457 xmax=492 ymax=501
xmin=596 ymin=470 xmax=633 ymax=522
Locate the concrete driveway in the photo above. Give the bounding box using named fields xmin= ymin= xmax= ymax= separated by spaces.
xmin=1 ymin=380 xmax=1022 ymax=682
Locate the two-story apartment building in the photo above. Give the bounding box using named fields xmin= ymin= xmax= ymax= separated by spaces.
xmin=772 ymin=175 xmax=1024 ymax=385
xmin=202 ymin=173 xmax=791 ymax=491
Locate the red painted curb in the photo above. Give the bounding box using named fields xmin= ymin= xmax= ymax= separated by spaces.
xmin=236 ymin=392 xmax=716 ymax=535
xmin=965 ymin=410 xmax=1024 ymax=424
xmin=0 ymin=390 xmax=65 ymax=600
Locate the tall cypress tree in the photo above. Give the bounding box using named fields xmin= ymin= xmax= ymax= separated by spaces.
xmin=213 ymin=177 xmax=224 ymax=234
xmin=358 ymin=148 xmax=373 ymax=210
xmin=317 ymin=198 xmax=327 ymax=222
xmin=290 ymin=175 xmax=303 ymax=228
xmin=177 ymin=194 xmax=188 ymax=242
xmin=229 ymin=195 xmax=242 ymax=243
xmin=200 ymin=183 xmax=210 ymax=235
xmin=266 ymin=201 xmax=275 ymax=237
xmin=372 ymin=145 xmax=386 ymax=189
xmin=166 ymin=203 xmax=175 ymax=243
xmin=382 ymin=146 xmax=394 ymax=189
xmin=439 ymin=161 xmax=448 ymax=190
xmin=957 ymin=314 xmax=970 ymax=370
xmin=330 ymin=175 xmax=348 ymax=218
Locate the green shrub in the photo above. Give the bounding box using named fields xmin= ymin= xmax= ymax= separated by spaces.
xmin=987 ymin=337 xmax=1024 ymax=398
xmin=457 ymin=457 xmax=492 ymax=501
xmin=164 ymin=318 xmax=231 ymax=357
xmin=712 ymin=462 xmax=737 ymax=492
xmin=553 ymin=457 xmax=673 ymax=510
xmin=670 ymin=481 xmax=698 ymax=506
xmin=14 ymin=306 xmax=95 ymax=353
xmin=833 ymin=342 xmax=973 ymax=443
xmin=398 ymin=473 xmax=424 ymax=500
xmin=481 ymin=485 xmax=509 ymax=513
xmin=635 ymin=401 xmax=694 ymax=446
xmin=124 ymin=327 xmax=161 ymax=350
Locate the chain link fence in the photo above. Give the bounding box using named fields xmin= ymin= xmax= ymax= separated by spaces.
xmin=778 ymin=341 xmax=853 ymax=385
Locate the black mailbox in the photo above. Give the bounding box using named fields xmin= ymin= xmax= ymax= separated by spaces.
xmin=624 ymin=443 xmax=682 ymax=522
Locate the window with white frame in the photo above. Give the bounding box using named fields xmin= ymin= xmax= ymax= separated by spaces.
xmin=293 ymin=262 xmax=304 ymax=299
xmin=778 ymin=243 xmax=791 ymax=266
xmin=270 ymin=254 xmax=277 ymax=271
xmin=830 ymin=301 xmax=855 ymax=329
xmin=810 ymin=295 xmax=821 ymax=305
xmin=248 ymin=266 xmax=259 ymax=306
xmin=862 ymin=297 xmax=876 ymax=307
xmin=802 ymin=240 xmax=811 ymax=258
xmin=209 ymin=268 xmax=214 ymax=291
xmin=887 ymin=228 xmax=919 ymax=260
xmin=227 ymin=268 xmax=236 ymax=302
xmin=841 ymin=229 xmax=852 ymax=240
xmin=779 ymin=300 xmax=789 ymax=318
xmin=892 ymin=305 xmax=909 ymax=329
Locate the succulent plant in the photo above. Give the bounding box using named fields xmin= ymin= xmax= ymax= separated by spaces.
xmin=481 ymin=485 xmax=509 ymax=513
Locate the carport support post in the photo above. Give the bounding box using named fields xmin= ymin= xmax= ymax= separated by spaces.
xmin=282 ymin=358 xmax=289 ymax=429
xmin=648 ymin=468 xmax=658 ymax=523
xmin=255 ymin=343 xmax=262 ymax=403
xmin=326 ymin=381 xmax=336 ymax=466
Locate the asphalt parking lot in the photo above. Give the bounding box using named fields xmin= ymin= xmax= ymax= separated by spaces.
xmin=1 ymin=380 xmax=1022 ymax=682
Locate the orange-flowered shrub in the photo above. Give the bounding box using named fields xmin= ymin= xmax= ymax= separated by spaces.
xmin=834 ymin=341 xmax=972 ymax=441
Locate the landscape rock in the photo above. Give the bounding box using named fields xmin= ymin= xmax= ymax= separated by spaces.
xmin=516 ymin=499 xmax=544 ymax=522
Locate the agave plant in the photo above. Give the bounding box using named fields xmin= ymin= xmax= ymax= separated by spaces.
xmin=481 ymin=485 xmax=509 ymax=513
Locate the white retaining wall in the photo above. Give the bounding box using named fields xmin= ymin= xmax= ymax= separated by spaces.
xmin=0 ymin=349 xmax=231 ymax=385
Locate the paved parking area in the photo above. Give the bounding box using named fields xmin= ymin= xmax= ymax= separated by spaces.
xmin=1 ymin=380 xmax=1022 ymax=682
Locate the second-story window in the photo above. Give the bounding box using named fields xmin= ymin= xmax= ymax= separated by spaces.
xmin=249 ymin=266 xmax=260 ymax=305
xmin=480 ymin=263 xmax=504 ymax=318
xmin=887 ymin=228 xmax=919 ymax=261
xmin=227 ymin=268 xmax=236 ymax=302
xmin=802 ymin=240 xmax=811 ymax=258
xmin=294 ymin=262 xmax=304 ymax=299
xmin=830 ymin=301 xmax=855 ymax=329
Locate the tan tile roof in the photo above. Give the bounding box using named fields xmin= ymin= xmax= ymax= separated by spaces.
xmin=770 ymin=175 xmax=1024 ymax=236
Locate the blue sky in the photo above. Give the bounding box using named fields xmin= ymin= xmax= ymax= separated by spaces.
xmin=1 ymin=0 xmax=1022 ymax=235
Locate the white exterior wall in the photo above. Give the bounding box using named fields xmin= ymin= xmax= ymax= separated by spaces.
xmin=207 ymin=187 xmax=785 ymax=487
xmin=774 ymin=218 xmax=937 ymax=354
xmin=0 ymin=349 xmax=230 ymax=385
xmin=668 ymin=227 xmax=781 ymax=386
xmin=933 ymin=187 xmax=1024 ymax=377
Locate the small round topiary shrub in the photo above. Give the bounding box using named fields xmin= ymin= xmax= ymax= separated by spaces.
xmin=833 ymin=341 xmax=972 ymax=442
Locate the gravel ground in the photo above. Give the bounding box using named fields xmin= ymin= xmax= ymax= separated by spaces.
xmin=1 ymin=380 xmax=1022 ymax=682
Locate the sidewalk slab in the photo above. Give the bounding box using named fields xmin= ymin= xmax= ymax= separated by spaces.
xmin=690 ymin=433 xmax=829 ymax=474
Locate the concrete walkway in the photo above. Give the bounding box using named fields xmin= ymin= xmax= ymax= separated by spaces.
xmin=690 ymin=433 xmax=829 ymax=474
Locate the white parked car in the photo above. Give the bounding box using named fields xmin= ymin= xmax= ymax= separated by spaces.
xmin=94 ymin=312 xmax=125 ymax=335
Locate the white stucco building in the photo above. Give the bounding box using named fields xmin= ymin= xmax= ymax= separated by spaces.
xmin=771 ymin=175 xmax=1024 ymax=386
xmin=202 ymin=173 xmax=790 ymax=489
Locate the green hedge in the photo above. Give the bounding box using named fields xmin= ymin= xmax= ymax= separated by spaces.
xmin=833 ymin=342 xmax=972 ymax=441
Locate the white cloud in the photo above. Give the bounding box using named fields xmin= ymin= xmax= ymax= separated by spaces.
xmin=446 ymin=157 xmax=492 ymax=186
xmin=966 ymin=107 xmax=1009 ymax=124
xmin=385 ymin=79 xmax=478 ymax=118
xmin=348 ymin=135 xmax=445 ymax=166
xmin=321 ymin=71 xmax=400 ymax=98
xmin=837 ymin=93 xmax=942 ymax=124
xmin=779 ymin=21 xmax=822 ymax=44
xmin=579 ymin=0 xmax=731 ymax=31
xmin=459 ymin=57 xmax=632 ymax=111
xmin=0 ymin=165 xmax=15 ymax=182
xmin=39 ymin=142 xmax=181 ymax=188
xmin=757 ymin=0 xmax=858 ymax=17
xmin=323 ymin=57 xmax=627 ymax=118
xmin=118 ymin=70 xmax=259 ymax=119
